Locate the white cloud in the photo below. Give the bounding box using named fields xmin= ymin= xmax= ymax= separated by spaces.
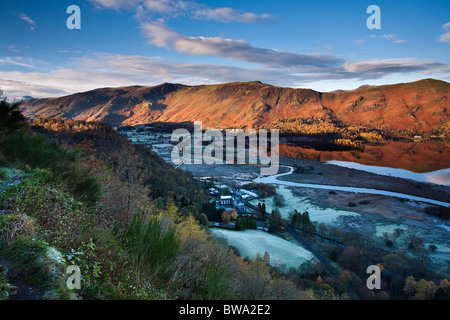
xmin=141 ymin=23 xmax=342 ymax=69
xmin=438 ymin=22 xmax=450 ymax=42
xmin=0 ymin=56 xmax=36 ymax=69
xmin=370 ymin=34 xmax=407 ymax=43
xmin=0 ymin=78 xmax=70 ymax=98
xmin=8 ymin=45 xmax=21 ymax=53
xmin=18 ymin=12 xmax=36 ymax=30
xmin=439 ymin=33 xmax=450 ymax=42
xmin=193 ymin=7 xmax=275 ymax=23
xmin=89 ymin=0 xmax=140 ymax=10
xmin=1 ymin=52 xmax=448 ymax=99
xmin=88 ymin=0 xmax=274 ymax=23
xmin=0 ymin=54 xmax=306 ymax=98
xmin=370 ymin=34 xmax=396 ymax=40
xmin=343 ymin=58 xmax=444 ymax=75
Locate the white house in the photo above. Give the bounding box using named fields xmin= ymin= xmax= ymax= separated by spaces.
xmin=219 ymin=195 xmax=233 ymax=206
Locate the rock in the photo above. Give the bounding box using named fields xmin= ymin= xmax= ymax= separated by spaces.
xmin=0 ymin=289 xmax=9 ymax=300
xmin=37 ymin=246 xmax=67 ymax=288
xmin=8 ymin=285 xmax=18 ymax=296
xmin=42 ymin=289 xmax=81 ymax=300
xmin=0 ymin=283 xmax=18 ymax=300
xmin=42 ymin=290 xmax=60 ymax=300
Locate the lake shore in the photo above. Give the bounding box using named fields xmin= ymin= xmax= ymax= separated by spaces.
xmin=278 ymin=156 xmax=450 ymax=204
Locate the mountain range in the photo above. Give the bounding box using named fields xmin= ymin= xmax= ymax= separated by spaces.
xmin=18 ymin=78 xmax=449 ymax=132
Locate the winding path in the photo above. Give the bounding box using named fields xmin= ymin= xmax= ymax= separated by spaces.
xmin=253 ymin=166 xmax=450 ymax=208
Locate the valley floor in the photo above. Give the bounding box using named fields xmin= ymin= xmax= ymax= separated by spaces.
xmin=129 ymin=132 xmax=450 ymax=278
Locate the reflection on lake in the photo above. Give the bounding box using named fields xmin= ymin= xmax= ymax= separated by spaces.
xmin=279 ymin=139 xmax=450 ymax=173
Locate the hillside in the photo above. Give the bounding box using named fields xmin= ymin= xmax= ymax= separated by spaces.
xmin=0 ymin=103 xmax=308 ymax=300
xmin=19 ymin=79 xmax=449 ymax=132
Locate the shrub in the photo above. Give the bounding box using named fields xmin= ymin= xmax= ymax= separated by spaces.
xmin=273 ymin=194 xmax=286 ymax=206
xmin=206 ymin=267 xmax=230 ymax=299
xmin=0 ymin=213 xmax=37 ymax=246
xmin=242 ymin=183 xmax=276 ymax=197
xmin=0 ymin=177 xmax=89 ymax=248
xmin=125 ymin=211 xmax=179 ymax=286
xmin=235 ymin=217 xmax=256 ymax=230
xmin=0 ymin=168 xmax=7 ymax=180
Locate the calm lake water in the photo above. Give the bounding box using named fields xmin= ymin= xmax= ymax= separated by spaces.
xmin=279 ymin=139 xmax=450 ymax=173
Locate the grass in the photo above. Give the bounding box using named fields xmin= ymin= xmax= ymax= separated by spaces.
xmin=3 ymin=130 xmax=100 ymax=205
xmin=0 ymin=169 xmax=6 ymax=181
xmin=0 ymin=237 xmax=51 ymax=287
xmin=125 ymin=211 xmax=179 ymax=287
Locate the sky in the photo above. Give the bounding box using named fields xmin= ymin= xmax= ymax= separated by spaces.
xmin=0 ymin=0 xmax=449 ymax=98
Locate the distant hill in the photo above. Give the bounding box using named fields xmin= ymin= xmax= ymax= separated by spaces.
xmin=19 ymin=79 xmax=449 ymax=132
xmin=7 ymin=95 xmax=34 ymax=104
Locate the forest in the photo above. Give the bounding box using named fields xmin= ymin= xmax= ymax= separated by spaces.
xmin=260 ymin=117 xmax=450 ymax=152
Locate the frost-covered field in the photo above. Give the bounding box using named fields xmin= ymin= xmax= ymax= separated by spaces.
xmin=374 ymin=222 xmax=450 ymax=275
xmin=249 ymin=185 xmax=360 ymax=224
xmin=210 ymin=229 xmax=314 ymax=271
xmin=123 ymin=129 xmax=450 ymax=275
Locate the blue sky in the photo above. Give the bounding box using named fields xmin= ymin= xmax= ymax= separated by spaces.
xmin=0 ymin=0 xmax=449 ymax=98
